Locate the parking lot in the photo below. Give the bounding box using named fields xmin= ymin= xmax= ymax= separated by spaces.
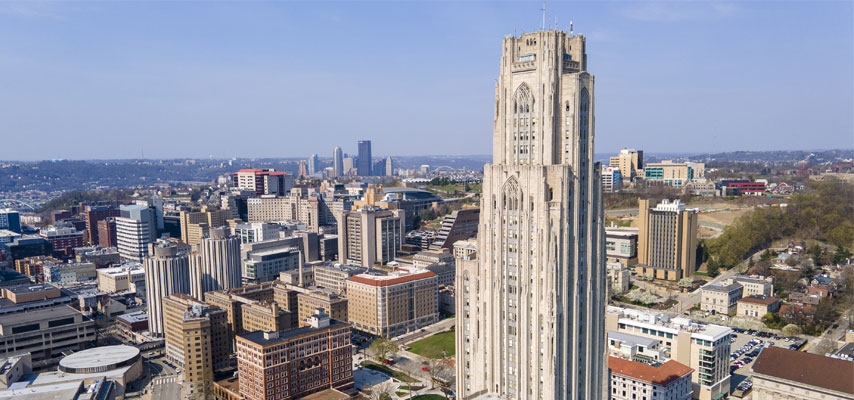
xmin=728 ymin=329 xmax=807 ymax=396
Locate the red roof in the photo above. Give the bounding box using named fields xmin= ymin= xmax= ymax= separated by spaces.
xmin=753 ymin=346 xmax=854 ymax=394
xmin=348 ymin=271 xmax=436 ymax=287
xmin=608 ymin=357 xmax=693 ymax=386
xmin=236 ymin=169 xmax=263 ymax=173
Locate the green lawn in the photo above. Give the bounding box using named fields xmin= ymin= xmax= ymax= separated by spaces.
xmin=360 ymin=361 xmax=419 ymax=383
xmin=408 ymin=330 xmax=455 ymax=359
xmin=411 ymin=395 xmax=445 ymax=400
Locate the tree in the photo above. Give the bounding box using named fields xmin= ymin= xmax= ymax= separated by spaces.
xmin=368 ymin=337 xmax=399 ymax=362
xmin=782 ymin=324 xmax=801 ymax=337
xmin=678 ymin=278 xmax=694 ymax=291
xmin=833 ymin=246 xmax=852 ymax=264
xmin=426 ymin=359 xmax=454 ymax=393
xmin=706 ymin=258 xmax=721 ymax=277
xmin=369 ymin=381 xmax=395 ymax=400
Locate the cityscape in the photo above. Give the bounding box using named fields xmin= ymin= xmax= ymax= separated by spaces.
xmin=0 ymin=2 xmax=852 ymax=400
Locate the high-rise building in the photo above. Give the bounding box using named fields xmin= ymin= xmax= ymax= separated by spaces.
xmin=601 ymin=166 xmax=623 ymax=193
xmin=308 ymin=153 xmax=319 ymax=176
xmin=163 ymin=293 xmax=230 ymax=399
xmin=235 ymin=310 xmax=353 ymax=400
xmin=346 ymin=268 xmax=438 ymax=338
xmin=636 ymin=199 xmax=698 ymax=281
xmin=83 ymin=206 xmax=119 ymax=245
xmin=333 ymin=146 xmax=343 ymax=177
xmin=429 ymin=208 xmax=480 ymax=250
xmin=144 ymin=242 xmax=194 ymax=336
xmin=342 ymin=157 xmax=354 ymax=175
xmin=97 ymin=217 xmax=118 ymax=248
xmin=385 ymin=156 xmax=394 ymax=176
xmin=233 ymin=169 xmax=294 ymax=196
xmin=357 ymin=140 xmax=372 ymax=176
xmin=336 ymin=208 xmax=404 ymax=268
xmin=0 ymin=209 xmax=21 ymax=233
xmin=190 ymin=227 xmax=242 ymax=296
xmin=609 ymin=149 xmax=643 ymax=184
xmin=203 ymin=281 xmax=299 ymax=348
xmin=455 ymin=30 xmax=606 ymax=400
xmin=179 ymin=207 xmax=232 ymax=246
xmin=372 ymin=158 xmax=386 ymax=177
xmin=116 ymin=217 xmax=152 ymax=262
xmin=39 ymin=225 xmax=85 ymax=258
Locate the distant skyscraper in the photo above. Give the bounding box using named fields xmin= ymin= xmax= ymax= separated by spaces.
xmin=342 ymin=157 xmax=354 ymax=175
xmin=372 ymin=158 xmax=385 ymax=177
xmin=298 ymin=160 xmax=308 ymax=177
xmin=385 ymin=156 xmax=394 ymax=176
xmin=456 ymin=30 xmax=606 ymax=400
xmin=308 ymin=153 xmax=319 ymax=175
xmin=357 ymin=140 xmax=372 ymax=176
xmin=333 ymin=146 xmax=343 ymax=177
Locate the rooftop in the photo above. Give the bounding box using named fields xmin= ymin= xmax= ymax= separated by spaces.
xmin=737 ymin=295 xmax=780 ymax=305
xmin=0 ymin=305 xmax=80 ymax=327
xmin=753 ymin=346 xmax=854 ymax=395
xmin=239 ymin=319 xmax=349 ymax=347
xmin=3 ymin=283 xmax=59 ymax=295
xmin=607 ymin=330 xmax=660 ymax=348
xmin=116 ymin=311 xmax=147 ymax=324
xmin=348 ymin=269 xmax=436 ymax=287
xmin=608 ymin=356 xmax=693 ymax=386
xmin=701 ymin=282 xmax=742 ymax=293
xmin=58 ymin=345 xmax=139 ymax=370
xmin=607 ymin=306 xmax=732 ymax=341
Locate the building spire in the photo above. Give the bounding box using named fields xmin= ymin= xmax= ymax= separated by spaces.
xmin=541 ymin=0 xmax=546 ymax=31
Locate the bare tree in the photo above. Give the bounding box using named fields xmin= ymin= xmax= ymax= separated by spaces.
xmin=368 ymin=337 xmax=399 ymax=362
xmin=369 ymin=381 xmax=395 ymax=400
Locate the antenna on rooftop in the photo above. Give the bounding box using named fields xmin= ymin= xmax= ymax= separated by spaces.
xmin=541 ymin=0 xmax=546 ymax=31
xmin=570 ymin=20 xmax=574 ymax=35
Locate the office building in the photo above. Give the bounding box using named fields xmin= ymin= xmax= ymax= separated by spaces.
xmin=0 ymin=210 xmax=21 ymax=234
xmin=312 ymin=264 xmax=367 ymax=294
xmin=601 ymin=166 xmax=623 ymax=193
xmin=333 ymin=147 xmax=343 ymax=177
xmin=233 ymin=222 xmax=280 ymax=244
xmin=346 ymin=268 xmax=438 ymax=337
xmin=606 ymin=306 xmax=732 ymax=400
xmin=163 ymin=294 xmax=230 ymax=399
xmin=606 ymin=330 xmax=668 ymax=364
xmin=83 ymin=206 xmax=119 ymax=245
xmin=429 ymin=208 xmax=480 ymax=250
xmin=642 ymin=161 xmax=704 ymax=187
xmin=308 ymin=154 xmax=320 ymax=176
xmin=204 ymin=281 xmax=300 ymax=346
xmin=3 ymin=236 xmax=52 ymax=264
xmin=233 ymin=169 xmax=294 ymax=197
xmin=609 ymin=149 xmax=643 ymax=184
xmin=606 ymin=227 xmax=639 ymax=266
xmin=0 ymin=305 xmax=95 ymax=368
xmin=357 ymin=140 xmax=372 ymax=176
xmin=385 ymin=156 xmax=394 ymax=176
xmin=236 ymin=310 xmax=353 ymax=400
xmin=75 ymin=246 xmax=120 ymax=268
xmin=608 ymin=357 xmax=693 ymax=400
xmin=455 ymin=30 xmax=606 ymax=400
xmin=191 ymin=227 xmax=242 ymax=295
xmin=243 ymin=246 xmax=301 ymax=285
xmin=736 ymin=295 xmax=781 ymax=319
xmin=297 ymin=289 xmax=348 ymax=325
xmin=636 ymin=199 xmax=698 ymax=281
xmin=97 ymin=218 xmax=118 ymax=248
xmin=14 ymin=255 xmax=60 ymax=283
xmin=144 ymin=242 xmax=194 ymax=336
xmin=337 ymin=208 xmax=404 ymax=268
xmin=42 ymin=261 xmax=96 ymax=284
xmin=97 ymin=263 xmax=145 ymax=293
xmin=342 ymin=157 xmax=354 ymax=175
xmin=699 ymin=282 xmax=743 ymax=315
xmin=179 ymin=207 xmax=232 ymax=246
xmin=721 ymin=275 xmax=774 ymax=297
xmin=39 ymin=225 xmax=85 ymax=258
xmin=116 ymin=204 xmax=157 ymax=262
xmin=0 ymin=230 xmax=20 ymax=245
xmin=751 ymin=347 xmax=854 ymax=400
xmin=240 ymin=301 xmax=293 ymax=333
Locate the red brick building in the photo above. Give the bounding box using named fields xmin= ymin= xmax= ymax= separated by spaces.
xmin=84 ymin=206 xmax=120 ymax=245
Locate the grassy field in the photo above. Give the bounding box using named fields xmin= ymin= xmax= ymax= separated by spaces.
xmin=411 ymin=395 xmax=445 ymax=400
xmin=360 ymin=361 xmax=419 ymax=383
xmin=408 ymin=331 xmax=455 ymax=359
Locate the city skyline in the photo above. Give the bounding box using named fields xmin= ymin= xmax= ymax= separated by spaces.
xmin=1 ymin=1 xmax=851 ymax=160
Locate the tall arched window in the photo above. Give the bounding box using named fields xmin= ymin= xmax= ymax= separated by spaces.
xmin=512 ymin=83 xmax=535 ymax=164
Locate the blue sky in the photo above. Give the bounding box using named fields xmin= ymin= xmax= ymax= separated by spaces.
xmin=0 ymin=1 xmax=851 ymax=160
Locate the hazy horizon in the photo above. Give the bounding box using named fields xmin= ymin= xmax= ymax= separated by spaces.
xmin=1 ymin=1 xmax=852 ymax=160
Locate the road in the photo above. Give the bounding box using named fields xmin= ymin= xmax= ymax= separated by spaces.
xmin=394 ymin=318 xmax=455 ymax=345
xmin=150 ymin=382 xmax=180 ymax=400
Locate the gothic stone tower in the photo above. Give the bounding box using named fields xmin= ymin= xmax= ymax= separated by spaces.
xmin=456 ymin=29 xmax=606 ymax=400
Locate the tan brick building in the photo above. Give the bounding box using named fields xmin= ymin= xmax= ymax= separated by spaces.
xmin=345 ymin=269 xmax=437 ymax=337
xmin=162 ymin=294 xmax=230 ymax=399
xmin=297 ymin=289 xmax=348 ymax=325
xmin=736 ymin=295 xmax=781 ymax=319
xmin=637 ymin=199 xmax=698 ymax=280
xmin=241 ymin=301 xmax=293 ymax=333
